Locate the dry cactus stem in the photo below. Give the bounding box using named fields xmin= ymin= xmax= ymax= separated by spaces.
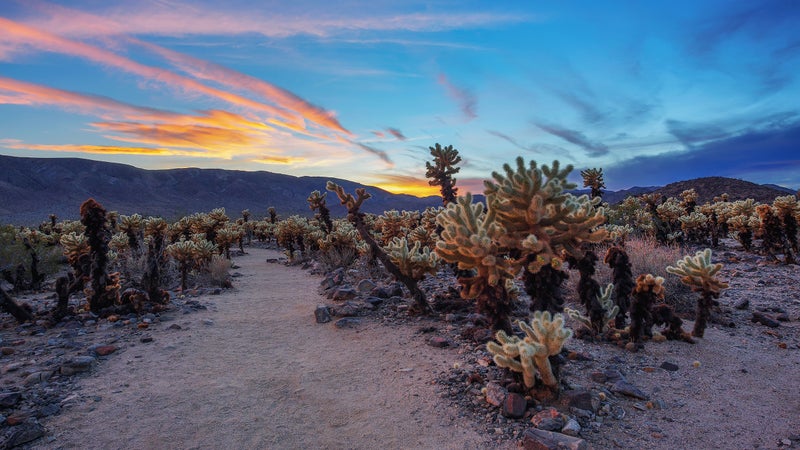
xmin=80 ymin=198 xmax=120 ymax=313
xmin=629 ymin=274 xmax=665 ymax=349
xmin=666 ymin=248 xmax=728 ymax=338
xmin=118 ymin=214 xmax=143 ymax=252
xmin=757 ymin=204 xmax=794 ymax=264
xmin=327 ymin=181 xmax=431 ymax=313
xmin=773 ymin=195 xmax=799 ymax=255
xmin=425 ymin=143 xmax=462 ymax=205
xmin=580 ymin=167 xmax=605 ymax=199
xmin=486 ymin=311 xmax=573 ymax=390
xmin=604 ymin=245 xmax=634 ymax=329
xmin=142 ymin=217 xmax=169 ymax=304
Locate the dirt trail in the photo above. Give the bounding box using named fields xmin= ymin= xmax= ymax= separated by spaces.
xmin=36 ymin=248 xmax=494 ymax=449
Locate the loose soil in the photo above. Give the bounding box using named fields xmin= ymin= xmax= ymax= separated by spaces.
xmin=2 ymin=245 xmax=799 ymax=449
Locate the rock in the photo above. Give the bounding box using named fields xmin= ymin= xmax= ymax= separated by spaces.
xmin=37 ymin=403 xmax=60 ymax=417
xmin=140 ymin=336 xmax=154 ymax=343
xmin=334 ymin=317 xmax=361 ymax=329
xmin=0 ymin=392 xmax=22 ymax=408
xmin=589 ymin=371 xmax=607 ymax=383
xmin=522 ymin=429 xmax=588 ymax=450
xmin=332 ymin=287 xmax=357 ymax=302
xmin=4 ymin=422 xmax=45 ymax=447
xmin=611 ymin=380 xmax=649 ymax=400
xmin=734 ymin=299 xmax=750 ymax=310
xmin=357 ymin=279 xmax=376 ymax=294
xmin=314 ymin=306 xmax=332 ymax=323
xmin=61 ymin=355 xmax=96 ymax=375
xmin=24 ymin=371 xmax=52 ymax=385
xmin=2 ymin=363 xmax=23 ymax=374
xmin=752 ymin=312 xmax=780 ymax=328
xmin=427 ymin=337 xmax=451 ymax=348
xmin=168 ymin=324 xmax=182 ymax=330
xmin=333 ymin=303 xmax=360 ymax=317
xmin=364 ymin=297 xmax=384 ymax=307
xmin=531 ymin=408 xmax=563 ymax=431
xmin=562 ymin=389 xmax=596 ymax=412
xmin=660 ymin=361 xmax=679 ymax=372
xmin=1 ymin=347 xmax=15 ymax=355
xmin=776 ymin=313 xmax=791 ymax=322
xmin=485 ymin=382 xmax=507 ymax=407
xmin=561 ymin=418 xmax=582 ymax=436
xmin=369 ymin=286 xmax=392 ymax=299
xmin=603 ymin=368 xmax=626 ymax=383
xmin=93 ymin=345 xmax=118 ymax=356
xmin=502 ymin=392 xmax=527 ymax=418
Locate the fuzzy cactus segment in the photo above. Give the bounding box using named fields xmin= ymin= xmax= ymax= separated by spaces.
xmin=667 ymin=248 xmax=728 ymax=338
xmin=385 ymin=237 xmax=439 ymax=281
xmin=486 ymin=311 xmax=572 ymax=390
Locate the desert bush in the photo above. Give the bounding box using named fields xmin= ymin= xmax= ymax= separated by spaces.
xmin=206 ymin=254 xmax=232 ymax=287
xmin=0 ymin=224 xmax=62 ymax=289
xmin=594 ymin=237 xmax=694 ymax=313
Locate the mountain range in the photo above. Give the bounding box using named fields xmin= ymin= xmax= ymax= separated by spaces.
xmin=0 ymin=155 xmax=795 ymax=226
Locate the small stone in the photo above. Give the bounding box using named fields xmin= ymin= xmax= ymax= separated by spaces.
xmin=562 ymin=390 xmax=596 ymax=412
xmin=5 ymin=422 xmax=45 ymax=447
xmin=502 ymin=392 xmax=527 ymax=418
xmin=660 ymin=361 xmax=679 ymax=372
xmin=140 ymin=336 xmax=154 ymax=343
xmin=734 ymin=299 xmax=749 ymax=310
xmin=357 ymin=279 xmax=376 ymax=294
xmin=364 ymin=297 xmax=384 ymax=307
xmin=752 ymin=312 xmax=780 ymax=328
xmin=484 ymin=382 xmax=507 ymax=407
xmin=522 ymin=428 xmax=588 ymax=450
xmin=0 ymin=392 xmax=22 ymax=408
xmin=168 ymin=324 xmax=182 ymax=330
xmin=561 ymin=418 xmax=582 ymax=436
xmin=202 ymin=318 xmax=214 ymax=326
xmin=332 ymin=287 xmax=357 ymax=301
xmin=38 ymin=403 xmax=60 ymax=417
xmin=589 ymin=371 xmax=607 ymax=383
xmin=611 ymin=380 xmax=649 ymax=400
xmin=603 ymin=368 xmax=626 ymax=383
xmin=314 ymin=306 xmax=332 ymax=324
xmin=781 ymin=438 xmax=792 ymax=446
xmin=427 ymin=336 xmax=451 ymax=348
xmin=94 ymin=345 xmax=117 ymax=356
xmin=2 ymin=363 xmax=23 ymax=374
xmin=24 ymin=371 xmax=52 ymax=385
xmin=334 ymin=317 xmax=361 ymax=329
xmin=1 ymin=347 xmax=15 ymax=355
xmin=531 ymin=408 xmax=563 ymax=431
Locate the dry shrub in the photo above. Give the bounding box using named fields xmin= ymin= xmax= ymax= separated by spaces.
xmin=594 ymin=237 xmax=695 ymax=313
xmin=316 ymin=246 xmax=359 ymax=272
xmin=206 ymin=255 xmax=231 ymax=287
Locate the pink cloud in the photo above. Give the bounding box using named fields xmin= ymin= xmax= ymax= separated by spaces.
xmin=437 ymin=73 xmax=477 ymax=121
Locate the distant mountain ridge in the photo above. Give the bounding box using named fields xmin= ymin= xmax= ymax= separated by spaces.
xmin=0 ymin=155 xmax=795 ymax=225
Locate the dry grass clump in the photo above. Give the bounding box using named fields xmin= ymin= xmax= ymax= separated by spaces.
xmin=207 ymin=254 xmax=232 ymax=287
xmin=317 ymin=246 xmax=359 ymax=272
xmin=594 ymin=237 xmax=695 ymax=313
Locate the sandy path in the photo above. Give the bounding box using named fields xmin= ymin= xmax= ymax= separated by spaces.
xmin=36 ymin=248 xmax=493 ymax=449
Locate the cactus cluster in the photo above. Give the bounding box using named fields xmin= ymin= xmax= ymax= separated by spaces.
xmin=667 ymin=248 xmax=728 ymax=338
xmin=486 ymin=311 xmax=572 ymax=390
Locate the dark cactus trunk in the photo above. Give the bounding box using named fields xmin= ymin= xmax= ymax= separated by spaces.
xmin=525 ymin=264 xmax=568 ymax=313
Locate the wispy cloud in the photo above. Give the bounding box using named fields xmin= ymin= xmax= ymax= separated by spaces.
xmin=23 ymin=2 xmax=531 ymax=38
xmin=133 ymin=39 xmax=350 ymax=135
xmin=387 ymin=128 xmax=406 ymax=140
xmin=487 ymin=130 xmax=537 ymax=153
xmin=533 ymin=122 xmax=609 ymax=157
xmin=438 ymin=73 xmax=477 ymax=121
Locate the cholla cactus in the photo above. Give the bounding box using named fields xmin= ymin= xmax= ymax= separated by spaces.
xmin=79 ymin=198 xmax=119 ymax=313
xmin=679 ymin=189 xmax=699 ymax=214
xmin=118 ymin=214 xmax=143 ymax=251
xmin=378 ymin=210 xmax=410 ymax=245
xmin=436 ymin=193 xmax=516 ymax=331
xmin=109 ymin=232 xmax=129 ymax=254
xmin=307 ymin=191 xmax=333 ymax=234
xmin=166 ymin=239 xmax=196 ymax=291
xmin=603 ymin=224 xmax=634 ymax=245
xmin=628 ymin=274 xmax=665 ymax=349
xmin=215 ymin=224 xmax=243 ymax=259
xmin=385 ymin=237 xmax=439 ymax=281
xmin=679 ymin=211 xmax=709 ymax=244
xmin=727 ymin=213 xmax=759 ymax=251
xmin=486 ymin=311 xmax=572 ymax=390
xmin=275 ymin=216 xmax=309 ymax=260
xmin=407 ymin=226 xmax=437 ymax=249
xmin=667 ymin=248 xmax=728 ymax=338
xmin=604 ymin=245 xmax=634 ymax=329
xmin=566 ymin=284 xmax=617 ymax=334
xmin=327 ymin=181 xmax=431 ymax=313
xmin=580 ymin=167 xmax=605 ymax=199
xmin=484 ymin=157 xmax=607 ymax=313
xmin=773 ymin=195 xmax=799 ymax=254
xmin=425 ymin=143 xmax=462 ymax=205
xmin=60 ymin=232 xmax=89 ymax=268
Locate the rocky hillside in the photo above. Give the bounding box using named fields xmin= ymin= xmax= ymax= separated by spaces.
xmin=648 ymin=176 xmax=794 ymax=204
xmin=0 ymin=155 xmax=442 ymax=225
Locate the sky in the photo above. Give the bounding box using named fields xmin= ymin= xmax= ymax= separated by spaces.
xmin=1 ymin=0 xmax=799 ymax=196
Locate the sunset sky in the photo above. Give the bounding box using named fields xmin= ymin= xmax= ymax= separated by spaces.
xmin=1 ymin=1 xmax=799 ymax=196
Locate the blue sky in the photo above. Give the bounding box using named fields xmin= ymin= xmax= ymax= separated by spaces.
xmin=1 ymin=0 xmax=799 ymax=195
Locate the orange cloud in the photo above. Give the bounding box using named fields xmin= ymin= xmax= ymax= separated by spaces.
xmin=134 ymin=39 xmax=351 ymax=136
xmin=250 ymin=155 xmax=307 ymax=165
xmin=0 ymin=17 xmax=305 ymax=130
